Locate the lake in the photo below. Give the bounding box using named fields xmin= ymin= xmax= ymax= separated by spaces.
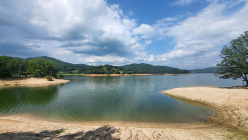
xmin=0 ymin=74 xmax=242 ymax=123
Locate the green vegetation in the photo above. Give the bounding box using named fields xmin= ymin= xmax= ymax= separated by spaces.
xmin=45 ymin=76 xmax=53 ymax=81
xmin=119 ymin=63 xmax=190 ymax=74
xmin=191 ymin=67 xmax=217 ymax=73
xmin=1 ymin=56 xmax=191 ymax=76
xmin=0 ymin=56 xmax=58 ymax=78
xmin=28 ymin=57 xmax=190 ymax=74
xmin=215 ymin=31 xmax=248 ymax=86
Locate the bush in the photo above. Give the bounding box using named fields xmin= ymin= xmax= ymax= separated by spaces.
xmin=45 ymin=76 xmax=53 ymax=81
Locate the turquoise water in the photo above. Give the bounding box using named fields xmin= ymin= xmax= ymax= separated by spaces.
xmin=0 ymin=74 xmax=242 ymax=123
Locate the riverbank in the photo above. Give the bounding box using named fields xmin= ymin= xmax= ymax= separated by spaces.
xmin=0 ymin=87 xmax=248 ymax=139
xmin=0 ymin=77 xmax=70 ymax=87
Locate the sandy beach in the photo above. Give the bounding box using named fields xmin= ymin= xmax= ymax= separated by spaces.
xmin=0 ymin=77 xmax=70 ymax=87
xmin=0 ymin=87 xmax=248 ymax=139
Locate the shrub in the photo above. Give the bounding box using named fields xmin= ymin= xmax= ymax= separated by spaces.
xmin=45 ymin=76 xmax=53 ymax=81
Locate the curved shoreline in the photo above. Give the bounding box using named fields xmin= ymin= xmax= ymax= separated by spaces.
xmin=0 ymin=86 xmax=248 ymax=139
xmin=163 ymin=87 xmax=248 ymax=132
xmin=0 ymin=77 xmax=70 ymax=87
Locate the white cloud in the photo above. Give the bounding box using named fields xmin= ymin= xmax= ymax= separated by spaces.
xmin=154 ymin=0 xmax=248 ymax=68
xmin=0 ymin=0 xmax=145 ymax=65
xmin=85 ymin=54 xmax=132 ymax=65
xmin=132 ymin=24 xmax=155 ymax=39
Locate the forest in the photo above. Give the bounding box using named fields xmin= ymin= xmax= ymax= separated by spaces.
xmin=0 ymin=56 xmax=58 ymax=77
xmin=0 ymin=56 xmax=191 ymax=77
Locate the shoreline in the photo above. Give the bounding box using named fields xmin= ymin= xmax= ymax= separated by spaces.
xmin=0 ymin=86 xmax=248 ymax=139
xmin=63 ymin=73 xmax=192 ymax=76
xmin=163 ymin=87 xmax=248 ymax=132
xmin=0 ymin=77 xmax=70 ymax=87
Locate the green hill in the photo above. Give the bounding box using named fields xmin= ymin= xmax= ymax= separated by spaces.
xmin=191 ymin=67 xmax=217 ymax=73
xmin=119 ymin=63 xmax=190 ymax=74
xmin=25 ymin=56 xmax=88 ymax=73
xmin=3 ymin=56 xmax=190 ymax=74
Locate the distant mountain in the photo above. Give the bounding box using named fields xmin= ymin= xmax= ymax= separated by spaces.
xmin=25 ymin=56 xmax=88 ymax=67
xmin=24 ymin=56 xmax=88 ymax=73
xmin=119 ymin=63 xmax=190 ymax=74
xmin=191 ymin=67 xmax=218 ymax=73
xmin=4 ymin=56 xmax=190 ymax=74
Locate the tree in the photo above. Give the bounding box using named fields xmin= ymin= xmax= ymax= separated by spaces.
xmin=215 ymin=31 xmax=248 ymax=86
xmin=0 ymin=56 xmax=12 ymax=77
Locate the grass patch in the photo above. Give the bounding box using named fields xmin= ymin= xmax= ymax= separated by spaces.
xmin=56 ymin=130 xmax=65 ymax=134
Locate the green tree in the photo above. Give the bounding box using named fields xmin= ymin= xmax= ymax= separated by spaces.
xmin=20 ymin=59 xmax=28 ymax=77
xmin=0 ymin=56 xmax=12 ymax=77
xmin=215 ymin=31 xmax=248 ymax=86
xmin=27 ymin=58 xmax=58 ymax=77
xmin=11 ymin=58 xmax=22 ymax=77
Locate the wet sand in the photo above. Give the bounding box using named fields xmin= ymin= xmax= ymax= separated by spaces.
xmin=0 ymin=87 xmax=248 ymax=139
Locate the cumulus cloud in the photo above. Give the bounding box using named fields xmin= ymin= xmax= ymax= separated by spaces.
xmin=132 ymin=24 xmax=155 ymax=39
xmin=0 ymin=0 xmax=143 ymax=64
xmin=153 ymin=0 xmax=248 ymax=68
xmin=1 ymin=0 xmax=247 ymax=68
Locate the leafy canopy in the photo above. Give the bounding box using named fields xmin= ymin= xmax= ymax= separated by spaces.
xmin=215 ymin=31 xmax=248 ymax=86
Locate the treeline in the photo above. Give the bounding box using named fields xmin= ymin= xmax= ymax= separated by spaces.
xmin=1 ymin=56 xmax=191 ymax=76
xmin=0 ymin=56 xmax=58 ymax=77
xmin=84 ymin=64 xmax=136 ymax=74
xmin=191 ymin=67 xmax=218 ymax=73
xmin=119 ymin=63 xmax=190 ymax=74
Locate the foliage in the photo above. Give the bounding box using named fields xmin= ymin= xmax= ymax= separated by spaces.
xmin=0 ymin=56 xmax=12 ymax=77
xmin=191 ymin=67 xmax=218 ymax=73
xmin=45 ymin=76 xmax=53 ymax=81
xmin=26 ymin=56 xmax=190 ymax=74
xmin=119 ymin=63 xmax=190 ymax=74
xmin=0 ymin=56 xmax=58 ymax=78
xmin=215 ymin=31 xmax=248 ymax=86
xmin=27 ymin=58 xmax=58 ymax=77
xmin=1 ymin=56 xmax=191 ymax=76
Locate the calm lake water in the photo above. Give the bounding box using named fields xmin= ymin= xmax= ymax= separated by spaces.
xmin=0 ymin=74 xmax=242 ymax=123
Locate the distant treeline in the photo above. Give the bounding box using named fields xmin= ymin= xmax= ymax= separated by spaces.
xmin=119 ymin=63 xmax=190 ymax=74
xmin=190 ymin=67 xmax=217 ymax=73
xmin=0 ymin=56 xmax=191 ymax=76
xmin=0 ymin=56 xmax=58 ymax=77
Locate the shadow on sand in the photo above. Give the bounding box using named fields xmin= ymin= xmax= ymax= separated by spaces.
xmin=0 ymin=125 xmax=120 ymax=140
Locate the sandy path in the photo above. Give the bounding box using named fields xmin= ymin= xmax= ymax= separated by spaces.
xmin=0 ymin=77 xmax=70 ymax=87
xmin=0 ymin=87 xmax=248 ymax=139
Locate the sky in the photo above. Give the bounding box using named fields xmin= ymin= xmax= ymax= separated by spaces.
xmin=0 ymin=0 xmax=247 ymax=69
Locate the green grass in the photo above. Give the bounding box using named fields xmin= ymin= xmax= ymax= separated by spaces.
xmin=225 ymin=133 xmax=248 ymax=140
xmin=56 ymin=130 xmax=65 ymax=134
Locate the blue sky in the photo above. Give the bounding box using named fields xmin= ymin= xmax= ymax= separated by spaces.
xmin=0 ymin=0 xmax=247 ymax=69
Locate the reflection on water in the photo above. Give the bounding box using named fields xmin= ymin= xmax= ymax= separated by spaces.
xmin=0 ymin=86 xmax=58 ymax=115
xmin=0 ymin=74 xmax=242 ymax=123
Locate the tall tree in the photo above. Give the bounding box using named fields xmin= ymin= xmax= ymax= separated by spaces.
xmin=0 ymin=56 xmax=12 ymax=77
xmin=215 ymin=31 xmax=248 ymax=86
